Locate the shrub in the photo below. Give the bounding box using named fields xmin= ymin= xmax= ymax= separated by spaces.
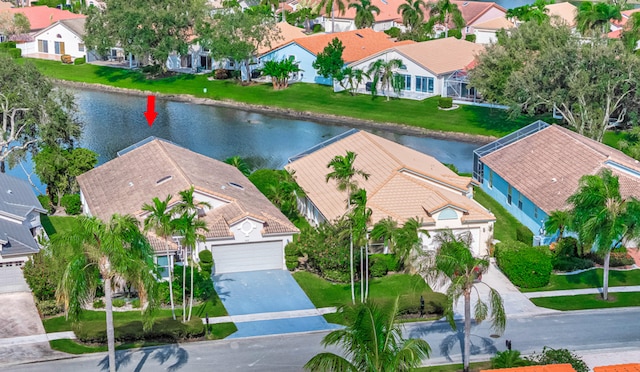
xmin=384 ymin=27 xmax=401 ymax=38
xmin=555 ymin=237 xmax=580 ymax=258
xmin=495 ymin=241 xmax=553 ymax=288
xmin=74 ymin=317 xmax=205 ymax=344
xmin=112 ymin=299 xmax=126 ymax=308
xmin=157 ymin=280 xmax=182 ymax=306
xmin=369 ymin=256 xmax=388 ymax=277
xmin=6 ymin=48 xmax=21 ymax=58
xmin=37 ymin=194 xmax=53 ymax=214
xmin=214 ymin=68 xmax=228 ymax=79
xmin=37 ymin=299 xmax=63 ymax=317
xmin=131 ymin=299 xmax=141 ymax=309
xmin=438 ymin=97 xmax=453 ymax=109
xmin=526 ymin=347 xmax=589 ymax=372
xmin=0 ymin=41 xmax=17 ymax=48
xmin=23 ymin=251 xmax=61 ymax=301
xmin=61 ymin=194 xmax=81 ymax=215
xmin=142 ymin=64 xmax=161 ymax=74
xmin=465 ymin=34 xmax=476 ymax=43
xmin=173 ymin=265 xmax=215 ymax=301
xmin=552 ymin=256 xmax=594 ymax=272
xmin=491 ymin=350 xmax=531 ymax=368
xmin=312 ymin=23 xmax=323 ymax=33
xmin=587 ymin=251 xmax=635 ymax=267
xmin=61 ymin=54 xmax=72 ymax=64
xmin=446 ymin=28 xmax=462 ymax=39
xmin=393 ymin=292 xmax=446 ymax=316
xmin=515 ymin=225 xmax=533 ymax=245
xmin=73 ymin=56 xmax=86 ymax=65
xmin=199 ymin=249 xmax=213 ymax=277
xmin=93 ymin=299 xmax=105 ymax=308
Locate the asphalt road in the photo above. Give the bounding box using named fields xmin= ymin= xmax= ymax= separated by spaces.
xmin=7 ymin=307 xmax=640 ymax=371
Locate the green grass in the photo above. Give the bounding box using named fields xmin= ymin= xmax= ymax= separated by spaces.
xmin=413 ymin=361 xmax=492 ymax=372
xmin=521 ymin=268 xmax=640 ymax=292
xmin=473 ymin=187 xmax=525 ymax=243
xmin=23 ymin=58 xmax=550 ymax=139
xmin=40 ymin=215 xmax=79 ymax=236
xmin=49 ymin=339 xmax=166 ymax=354
xmin=531 ymin=292 xmax=640 ymax=310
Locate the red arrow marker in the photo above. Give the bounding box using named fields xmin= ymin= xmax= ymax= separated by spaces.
xmin=144 ymin=95 xmax=158 ymax=127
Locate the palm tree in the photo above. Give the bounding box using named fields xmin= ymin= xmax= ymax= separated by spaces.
xmin=335 ymin=67 xmax=369 ymax=95
xmin=315 ymin=0 xmax=349 ymax=33
xmin=371 ymin=217 xmax=399 ymax=254
xmin=544 ymin=210 xmax=572 ymax=243
xmin=224 ymin=155 xmax=251 ymax=176
xmin=395 ymin=217 xmax=428 ymax=270
xmin=567 ymin=169 xmax=640 ymax=300
xmin=425 ymin=230 xmax=506 ymax=372
xmin=172 ymin=212 xmax=208 ymax=321
xmin=491 ymin=350 xmax=530 ymax=368
xmin=304 ymin=298 xmax=431 ymax=371
xmin=348 ymin=0 xmax=380 ymax=29
xmin=427 ymin=0 xmax=465 ymax=38
xmin=367 ymin=58 xmax=404 ymax=101
xmin=173 ymin=187 xmax=211 ymax=321
xmin=326 ymin=151 xmax=370 ymax=304
xmin=575 ymin=1 xmax=621 ymax=36
xmin=398 ymin=0 xmax=425 ymax=32
xmin=53 ymin=215 xmax=158 ymax=372
xmin=142 ymin=195 xmax=177 ymax=320
xmin=349 ymin=188 xmax=372 ymax=302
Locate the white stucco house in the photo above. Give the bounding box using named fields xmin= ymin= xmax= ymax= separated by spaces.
xmin=18 ymin=18 xmax=87 ymax=60
xmin=286 ymin=130 xmax=495 ymax=256
xmin=0 ymin=173 xmax=46 ymax=266
xmin=76 ymin=137 xmax=299 ymax=277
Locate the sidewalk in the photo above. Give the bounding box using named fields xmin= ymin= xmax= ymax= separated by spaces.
xmin=524 ymin=285 xmax=640 ymax=298
xmin=0 ymin=332 xmax=75 ymax=347
xmin=201 ymin=307 xmax=337 ymax=324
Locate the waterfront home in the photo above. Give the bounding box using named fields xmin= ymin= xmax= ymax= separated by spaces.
xmin=260 ymin=28 xmax=412 ymax=85
xmin=341 ymin=37 xmax=483 ymax=101
xmin=286 ymin=129 xmax=495 ymax=256
xmin=545 ymin=2 xmax=578 ymax=30
xmin=473 ymin=17 xmax=514 ymax=44
xmin=77 ymin=137 xmax=298 ymax=276
xmin=0 ymin=173 xmax=46 ymax=266
xmin=473 ymin=121 xmax=640 ymax=246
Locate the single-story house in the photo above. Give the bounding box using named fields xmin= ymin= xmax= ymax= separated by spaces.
xmin=545 ymin=2 xmax=578 ymax=30
xmin=18 ymin=18 xmax=86 ymax=61
xmin=473 ymin=17 xmax=514 ymax=44
xmin=77 ymin=137 xmax=299 ymax=276
xmin=260 ymin=28 xmax=412 ymax=85
xmin=0 ymin=173 xmax=47 ymax=266
xmin=473 ymin=121 xmax=640 ymax=246
xmin=286 ymin=129 xmax=495 ymax=256
xmin=342 ymin=37 xmax=483 ymax=100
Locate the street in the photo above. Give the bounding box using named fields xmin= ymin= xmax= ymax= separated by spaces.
xmin=6 ymin=307 xmax=640 ymax=371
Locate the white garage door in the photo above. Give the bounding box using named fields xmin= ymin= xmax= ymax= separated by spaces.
xmin=211 ymin=241 xmax=283 ymax=274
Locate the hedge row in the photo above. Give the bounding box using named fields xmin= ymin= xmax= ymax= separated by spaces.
xmin=74 ymin=317 xmax=204 ymax=344
xmin=495 ymin=241 xmax=552 ymax=288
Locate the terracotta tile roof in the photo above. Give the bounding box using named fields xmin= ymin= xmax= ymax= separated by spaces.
xmin=77 ymin=138 xmax=298 ymax=239
xmin=545 ymin=2 xmax=577 ymax=28
xmin=449 ymin=0 xmax=507 ymax=25
xmin=147 ymin=232 xmax=179 ymax=253
xmin=286 ymin=130 xmax=493 ymax=225
xmin=291 ymin=28 xmax=412 ymax=62
xmin=594 ymin=364 xmax=640 ymax=372
xmin=257 ymin=21 xmax=308 ymax=55
xmin=473 ymin=17 xmax=514 ymax=30
xmin=2 ymin=6 xmax=85 ymax=31
xmin=608 ymin=29 xmax=623 ymax=38
xmin=480 ymin=125 xmax=640 ymax=214
xmin=482 ymin=364 xmax=576 ymax=372
xmin=612 ymin=8 xmax=640 ymax=28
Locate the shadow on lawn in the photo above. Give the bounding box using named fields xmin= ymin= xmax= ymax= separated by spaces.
xmin=99 ymin=343 xmax=188 ymax=371
xmin=564 ymin=269 xmax=600 ymax=286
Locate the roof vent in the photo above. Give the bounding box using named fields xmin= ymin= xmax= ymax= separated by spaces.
xmin=128 ymin=182 xmax=134 ymax=187
xmin=463 ymin=1 xmax=469 ymax=5
xmin=228 ymin=182 xmax=244 ymax=190
xmin=551 ymin=178 xmax=557 ymax=183
xmin=7 ymin=189 xmax=12 ymax=194
xmin=156 ymin=175 xmax=173 ymax=185
xmin=356 ymin=33 xmax=364 ymax=38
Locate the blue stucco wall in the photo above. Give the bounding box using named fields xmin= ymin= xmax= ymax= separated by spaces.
xmin=480 ymin=163 xmax=549 ymax=238
xmin=261 ymin=44 xmax=320 ymax=84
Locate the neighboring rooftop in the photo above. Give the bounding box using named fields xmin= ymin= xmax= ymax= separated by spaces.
xmin=594 ymin=364 xmax=640 ymax=372
xmin=545 ymin=2 xmax=578 ymax=28
xmin=473 ymin=16 xmax=514 ymax=30
xmin=480 ymin=125 xmax=640 ymax=214
xmin=0 ymin=173 xmax=46 ymax=220
xmin=257 ymin=21 xmax=308 ymax=55
xmin=1 ymin=6 xmax=85 ymax=31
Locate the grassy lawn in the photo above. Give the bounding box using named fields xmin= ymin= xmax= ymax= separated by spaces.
xmin=23 ymin=58 xmax=550 ymax=139
xmin=40 ymin=215 xmax=79 ymax=236
xmin=521 ymin=268 xmax=640 ymax=292
xmin=414 ymin=361 xmax=492 ymax=372
xmin=531 ymin=292 xmax=640 ymax=310
xmin=473 ymin=187 xmax=524 ymax=243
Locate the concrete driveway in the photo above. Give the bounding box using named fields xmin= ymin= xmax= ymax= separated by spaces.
xmin=213 ymin=270 xmax=340 ymax=338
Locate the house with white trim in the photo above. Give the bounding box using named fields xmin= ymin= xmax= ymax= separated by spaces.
xmin=18 ymin=18 xmax=86 ymax=61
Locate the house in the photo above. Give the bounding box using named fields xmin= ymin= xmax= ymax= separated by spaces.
xmin=0 ymin=173 xmax=47 ymax=266
xmin=608 ymin=8 xmax=640 ymax=46
xmin=76 ymin=137 xmax=299 ymax=276
xmin=343 ymin=37 xmax=483 ymax=100
xmin=473 ymin=121 xmax=640 ymax=245
xmin=473 ymin=17 xmax=514 ymax=44
xmin=545 ymin=2 xmax=578 ymax=30
xmin=286 ymin=129 xmax=495 ymax=256
xmin=260 ymin=28 xmax=411 ymax=85
xmin=444 ymin=0 xmax=507 ymax=37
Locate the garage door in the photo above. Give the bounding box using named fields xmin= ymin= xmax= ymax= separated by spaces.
xmin=211 ymin=241 xmax=284 ymax=274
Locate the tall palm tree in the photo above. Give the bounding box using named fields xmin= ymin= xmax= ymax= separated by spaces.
xmin=349 ymin=188 xmax=372 ymax=302
xmin=224 ymin=156 xmax=251 ymax=176
xmin=398 ymin=0 xmax=425 ymax=32
xmin=348 ymin=0 xmax=380 ymax=29
xmin=367 ymin=58 xmax=404 ymax=101
xmin=304 ymin=298 xmax=431 ymax=371
xmin=575 ymin=1 xmax=622 ymax=36
xmin=326 ymin=151 xmax=370 ymax=304
xmin=428 ymin=0 xmax=465 ymax=38
xmin=316 ymin=0 xmax=349 ymax=33
xmin=544 ymin=210 xmax=572 ymax=243
xmin=567 ymin=169 xmax=640 ymax=300
xmin=172 ymin=212 xmax=208 ymax=321
xmin=142 ymin=195 xmax=177 ymax=320
xmin=371 ymin=217 xmax=399 ymax=254
xmin=425 ymin=230 xmax=506 ymax=372
xmin=53 ymin=215 xmax=158 ymax=372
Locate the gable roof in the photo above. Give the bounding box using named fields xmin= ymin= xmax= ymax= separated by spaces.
xmin=449 ymin=0 xmax=507 ymax=26
xmin=286 ymin=28 xmax=412 ymax=62
xmin=286 ymin=130 xmax=494 ymax=225
xmin=77 ymin=138 xmax=298 ymax=239
xmin=594 ymin=364 xmax=640 ymax=372
xmin=480 ymin=125 xmax=640 ymax=214
xmin=0 ymin=173 xmax=46 ymax=220
xmin=257 ymin=21 xmax=308 ymax=55
xmin=545 ymin=2 xmax=577 ymax=28
xmin=354 ymin=37 xmax=484 ymax=76
xmin=2 ymin=6 xmax=85 ymax=31
xmin=612 ymin=8 xmax=640 ymax=28
xmin=33 ymin=17 xmax=85 ymax=39
xmin=482 ymin=364 xmax=576 ymax=372
xmin=473 ymin=16 xmax=514 ymax=30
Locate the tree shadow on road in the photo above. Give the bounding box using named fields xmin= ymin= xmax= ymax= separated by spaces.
xmin=98 ymin=343 xmax=189 ymax=371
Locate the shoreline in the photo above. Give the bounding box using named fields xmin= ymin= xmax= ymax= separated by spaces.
xmin=54 ymin=80 xmax=496 ymax=145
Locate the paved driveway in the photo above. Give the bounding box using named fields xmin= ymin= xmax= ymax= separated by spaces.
xmin=213 ymin=270 xmax=340 ymax=338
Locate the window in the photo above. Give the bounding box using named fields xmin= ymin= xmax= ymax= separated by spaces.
xmin=399 ymin=64 xmax=407 ymax=70
xmin=534 ymin=207 xmax=538 ymax=220
xmin=415 ymin=76 xmax=434 ymax=93
xmin=38 ymin=40 xmax=49 ymax=53
xmin=157 ymin=255 xmax=170 ymax=278
xmin=78 ymin=43 xmax=85 ymax=52
xmin=507 ymin=185 xmax=512 ymax=205
xmin=518 ymin=193 xmax=523 ymax=210
xmin=54 ymin=41 xmax=65 ymax=55
xmin=402 ymin=74 xmax=411 ymax=90
xmin=488 ymin=170 xmax=493 ymax=188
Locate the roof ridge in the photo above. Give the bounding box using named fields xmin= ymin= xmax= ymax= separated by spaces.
xmin=552 ymin=125 xmax=626 ymax=162
xmin=156 ymin=140 xmax=194 ymax=187
xmin=361 ymin=131 xmax=405 ymax=168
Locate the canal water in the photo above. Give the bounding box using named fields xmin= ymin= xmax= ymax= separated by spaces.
xmin=8 ymin=88 xmax=484 ymax=194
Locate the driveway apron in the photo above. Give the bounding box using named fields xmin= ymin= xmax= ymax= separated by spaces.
xmin=213 ymin=270 xmax=340 ymax=338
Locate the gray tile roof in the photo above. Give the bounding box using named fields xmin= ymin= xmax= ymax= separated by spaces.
xmin=0 ymin=219 xmax=40 ymax=257
xmin=0 ymin=173 xmax=46 ymax=219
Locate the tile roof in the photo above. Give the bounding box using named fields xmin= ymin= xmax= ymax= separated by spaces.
xmin=482 ymin=364 xmax=576 ymax=372
xmin=612 ymin=8 xmax=640 ymax=28
xmin=286 ymin=130 xmax=494 ymax=225
xmin=0 ymin=173 xmax=46 ymax=219
xmin=77 ymin=138 xmax=298 ymax=240
xmin=2 ymin=6 xmax=85 ymax=31
xmin=480 ymin=125 xmax=640 ymax=214
xmin=473 ymin=17 xmax=514 ymax=30
xmin=0 ymin=218 xmax=40 ymax=257
xmin=545 ymin=2 xmax=577 ymax=28
xmin=594 ymin=364 xmax=640 ymax=372
xmin=0 ymin=1 xmax=13 ymax=10
xmin=449 ymin=0 xmax=507 ymax=25
xmin=291 ymin=28 xmax=412 ymax=62
xmin=257 ymin=21 xmax=308 ymax=55
xmin=147 ymin=232 xmax=179 ymax=254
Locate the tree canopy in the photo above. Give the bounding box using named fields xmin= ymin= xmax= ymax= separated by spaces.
xmin=313 ymin=37 xmax=345 ymax=79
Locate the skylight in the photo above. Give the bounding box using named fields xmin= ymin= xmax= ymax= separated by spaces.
xmin=156 ymin=175 xmax=173 ymax=185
